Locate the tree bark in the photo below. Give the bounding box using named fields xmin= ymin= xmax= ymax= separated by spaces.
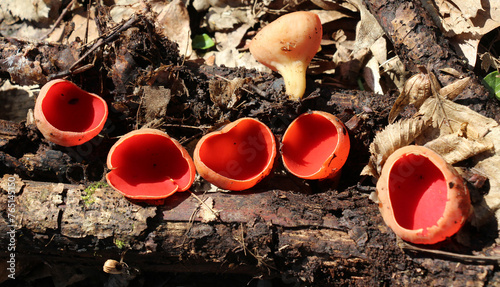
xmin=0 ymin=3 xmax=499 ymax=286
xmin=364 ymin=0 xmax=500 ymax=121
xmin=0 ymin=175 xmax=497 ymax=286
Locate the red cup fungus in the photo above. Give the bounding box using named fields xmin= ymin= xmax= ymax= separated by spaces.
xmin=34 ymin=79 xmax=108 ymax=147
xmin=281 ymin=111 xmax=350 ymax=180
xmin=376 ymin=145 xmax=471 ymax=244
xmin=194 ymin=118 xmax=277 ymax=191
xmin=249 ymin=11 xmax=322 ymax=101
xmin=106 ymin=128 xmax=196 ymax=201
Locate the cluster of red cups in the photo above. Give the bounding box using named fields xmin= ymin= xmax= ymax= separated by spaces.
xmin=34 ymin=80 xmax=350 ymax=197
xmin=107 ymin=112 xmax=351 ymax=198
xmin=34 ymin=80 xmax=471 ymax=244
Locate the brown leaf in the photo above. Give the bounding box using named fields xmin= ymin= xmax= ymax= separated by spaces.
xmin=423 ymin=133 xmax=493 ymax=165
xmin=388 ymin=70 xmax=432 ymax=123
xmin=473 ymin=126 xmax=500 ymax=226
xmin=361 ymin=117 xmax=429 ymax=178
xmin=428 ymin=0 xmax=500 ymax=67
xmin=439 ymin=77 xmax=470 ymax=100
xmin=416 ymin=95 xmax=500 ymax=226
xmin=419 ymin=97 xmax=497 ymax=138
xmin=155 ymin=0 xmax=192 ymax=57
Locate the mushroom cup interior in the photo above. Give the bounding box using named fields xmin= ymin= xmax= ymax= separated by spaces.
xmin=282 ymin=114 xmax=339 ymax=177
xmin=42 ymin=82 xmax=106 ymax=132
xmin=388 ymin=154 xmax=447 ymax=232
xmin=198 ymin=120 xmax=274 ymax=181
xmin=107 ymin=134 xmax=192 ymax=198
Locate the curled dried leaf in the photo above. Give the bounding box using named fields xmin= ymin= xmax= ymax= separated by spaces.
xmin=439 ymin=77 xmax=470 ymax=100
xmin=388 ymin=68 xmax=432 ymax=123
xmin=361 ymin=117 xmax=429 ymax=178
xmin=419 ymin=97 xmax=497 ymax=138
xmin=423 ymin=133 xmax=493 ymax=165
xmin=473 ymin=126 xmax=500 ymax=226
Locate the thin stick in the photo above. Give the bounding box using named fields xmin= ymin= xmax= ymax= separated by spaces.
xmin=48 ymin=14 xmax=139 ymax=79
xmin=187 ymin=190 xmax=221 ymax=221
xmin=41 ymin=0 xmax=78 ymax=41
xmin=399 ymin=238 xmax=500 ymax=265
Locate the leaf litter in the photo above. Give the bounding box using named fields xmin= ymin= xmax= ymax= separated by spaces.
xmin=365 ymin=66 xmax=500 ymax=235
xmin=1 ymin=0 xmax=500 ymax=272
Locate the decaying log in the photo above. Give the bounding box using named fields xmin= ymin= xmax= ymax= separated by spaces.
xmin=0 ymin=175 xmax=497 ymax=286
xmin=364 ymin=0 xmax=500 ymax=121
xmin=0 ymin=38 xmax=76 ymax=86
xmin=1 ymin=4 xmax=499 ymax=286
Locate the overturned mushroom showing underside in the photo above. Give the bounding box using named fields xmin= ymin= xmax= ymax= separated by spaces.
xmin=34 ymin=79 xmax=108 ymax=147
xmin=106 ymin=128 xmax=196 ymax=203
xmin=376 ymin=145 xmax=471 ymax=244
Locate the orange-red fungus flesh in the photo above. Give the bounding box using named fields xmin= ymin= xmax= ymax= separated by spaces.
xmin=282 ymin=113 xmax=338 ymax=176
xmin=107 ymin=133 xmax=192 ymax=198
xmin=198 ymin=120 xmax=273 ymax=181
xmin=389 ymin=154 xmax=447 ymax=233
xmin=42 ymin=81 xmax=106 ymax=133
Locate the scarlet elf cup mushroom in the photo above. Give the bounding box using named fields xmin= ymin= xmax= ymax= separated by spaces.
xmin=249 ymin=11 xmax=322 ymax=100
xmin=376 ymin=145 xmax=471 ymax=244
xmin=281 ymin=111 xmax=350 ymax=180
xmin=106 ymin=128 xmax=196 ymax=201
xmin=194 ymin=118 xmax=277 ymax=191
xmin=34 ymin=79 xmax=108 ymax=147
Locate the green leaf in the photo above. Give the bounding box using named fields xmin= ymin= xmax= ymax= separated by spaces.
xmin=192 ymin=33 xmax=215 ymax=50
xmin=483 ymin=71 xmax=500 ymax=100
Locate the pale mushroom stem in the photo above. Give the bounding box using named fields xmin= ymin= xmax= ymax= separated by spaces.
xmin=275 ymin=61 xmax=308 ymax=101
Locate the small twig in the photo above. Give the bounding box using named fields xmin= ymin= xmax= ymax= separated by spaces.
xmin=178 ymin=190 xmax=220 ymax=247
xmin=44 ymin=234 xmax=56 ymax=247
xmin=214 ymin=74 xmax=254 ymax=95
xmin=163 ymin=123 xmax=212 ymax=130
xmin=49 ymin=14 xmax=139 ymax=79
xmin=398 ymin=238 xmax=500 ymax=265
xmin=187 ymin=190 xmax=221 ymax=221
xmin=177 ymin=203 xmax=202 ymax=247
xmin=85 ymin=1 xmax=91 ymax=44
xmin=233 ymin=223 xmax=277 ymax=273
xmin=135 ymin=92 xmax=145 ymax=130
xmin=180 ymin=30 xmax=190 ymax=66
xmin=41 ymin=0 xmax=77 ymax=41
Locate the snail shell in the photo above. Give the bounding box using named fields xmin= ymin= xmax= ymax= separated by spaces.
xmin=103 ymin=259 xmax=124 ymax=274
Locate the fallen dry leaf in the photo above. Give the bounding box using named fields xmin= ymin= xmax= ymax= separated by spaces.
xmin=209 ymin=77 xmax=247 ymax=110
xmin=426 ymin=0 xmax=500 ymax=67
xmin=349 ymin=0 xmax=385 ymax=58
xmin=67 ymin=11 xmax=100 ymax=44
xmin=439 ymin=76 xmax=471 ymax=100
xmin=472 ymin=126 xmax=500 ymax=226
xmin=422 ymin=132 xmax=493 ymax=165
xmin=388 ymin=68 xmax=433 ymax=124
xmin=214 ymin=24 xmax=250 ymax=51
xmin=419 ymin=96 xmax=497 ymax=139
xmin=198 ymin=196 xmax=219 ymax=223
xmin=310 ymin=0 xmax=358 ymax=12
xmin=205 ymin=6 xmax=255 ymax=32
xmin=109 ymin=0 xmax=142 ymax=24
xmin=361 ymin=117 xmax=428 ymax=178
xmin=155 ymin=0 xmax=192 ymax=57
xmin=388 ymin=67 xmax=470 ymax=124
xmin=0 ymin=0 xmax=60 ymax=23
